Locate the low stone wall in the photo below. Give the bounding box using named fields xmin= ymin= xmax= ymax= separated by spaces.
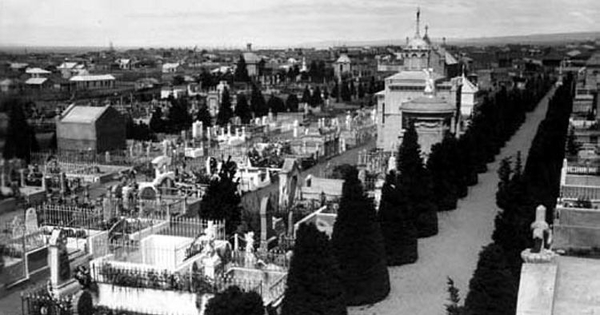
xmin=554 ymin=225 xmax=600 ymax=249
xmin=97 ymin=283 xmax=203 ymax=315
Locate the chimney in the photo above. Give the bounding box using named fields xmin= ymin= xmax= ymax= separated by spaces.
xmin=247 ymin=43 xmax=252 ymax=51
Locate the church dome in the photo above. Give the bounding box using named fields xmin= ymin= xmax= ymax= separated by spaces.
xmin=407 ymin=36 xmax=429 ymax=50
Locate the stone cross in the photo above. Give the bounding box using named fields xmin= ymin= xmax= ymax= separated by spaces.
xmin=48 ymin=229 xmax=70 ymax=287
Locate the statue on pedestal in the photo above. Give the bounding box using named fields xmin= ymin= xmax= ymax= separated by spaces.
xmin=521 ymin=205 xmax=556 ymax=263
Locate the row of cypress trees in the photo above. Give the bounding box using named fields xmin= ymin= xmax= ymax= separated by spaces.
xmin=459 ymin=74 xmax=574 ymax=315
xmin=380 ymin=75 xmax=554 ymax=267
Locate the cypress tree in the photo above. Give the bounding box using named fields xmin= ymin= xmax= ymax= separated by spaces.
xmin=2 ymin=97 xmax=37 ymax=162
xmin=331 ymin=167 xmax=390 ymax=306
xmin=267 ymin=95 xmax=285 ymax=114
xmin=397 ymin=123 xmax=438 ymax=237
xmin=235 ymin=93 xmax=252 ymax=124
xmin=205 ymin=286 xmax=264 ymax=315
xmin=149 ymin=107 xmax=165 ymax=133
xmin=311 ymin=86 xmax=323 ymax=107
xmin=216 ymin=87 xmax=233 ymax=126
xmin=427 ymin=134 xmax=459 ymax=211
xmin=281 ymin=223 xmax=347 ymax=315
xmin=199 ymin=159 xmax=242 ymax=235
xmin=196 ymin=104 xmax=212 ymax=128
xmin=234 ymin=55 xmax=250 ymax=82
xmin=464 ymin=244 xmax=518 ymax=315
xmin=250 ymin=84 xmax=268 ymax=117
xmin=377 ymin=171 xmax=418 ymax=266
xmin=301 ymin=86 xmax=311 ymax=104
xmin=285 ymin=94 xmax=299 ymax=112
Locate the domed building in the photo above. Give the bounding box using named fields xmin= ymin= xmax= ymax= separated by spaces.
xmin=376 ymin=8 xmax=478 ymax=154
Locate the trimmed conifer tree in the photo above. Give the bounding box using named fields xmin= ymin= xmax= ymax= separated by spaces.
xmin=286 ymin=94 xmax=299 ymax=112
xmin=199 ymin=159 xmax=242 ymax=235
xmin=281 ymin=223 xmax=347 ymax=315
xmin=464 ymin=243 xmax=518 ymax=315
xmin=250 ymin=84 xmax=268 ymax=117
xmin=216 ymin=87 xmax=233 ymax=126
xmin=331 ymin=167 xmax=390 ymax=306
xmin=397 ymin=123 xmax=438 ymax=237
xmin=427 ymin=134 xmax=459 ymax=211
xmin=235 ymin=93 xmax=251 ymax=124
xmin=377 ymin=171 xmax=418 ymax=266
xmin=205 ymin=286 xmax=264 ymax=315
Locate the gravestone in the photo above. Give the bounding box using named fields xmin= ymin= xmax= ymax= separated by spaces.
xmin=259 ymin=197 xmax=275 ymax=252
xmin=11 ymin=216 xmax=24 ymax=239
xmin=25 ymin=207 xmax=38 ymax=234
xmin=48 ymin=228 xmax=71 ymax=287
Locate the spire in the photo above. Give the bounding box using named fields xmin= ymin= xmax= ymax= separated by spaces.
xmin=415 ymin=7 xmax=421 ymax=37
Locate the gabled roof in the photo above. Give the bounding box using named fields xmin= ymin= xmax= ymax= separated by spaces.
xmin=25 ymin=77 xmax=49 ymax=85
xmin=461 ymin=75 xmax=478 ymax=93
xmin=60 ymin=105 xmax=111 ymax=124
xmin=69 ymin=74 xmax=115 ymax=82
xmin=445 ymin=51 xmax=458 ymax=65
xmin=387 ymin=70 xmax=445 ymax=82
xmin=335 ymin=53 xmax=351 ymax=64
xmin=25 ymin=67 xmax=51 ymax=75
xmin=58 ymin=62 xmax=78 ymax=69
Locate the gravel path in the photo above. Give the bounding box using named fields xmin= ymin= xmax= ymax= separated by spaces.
xmin=349 ymin=86 xmax=556 ymax=315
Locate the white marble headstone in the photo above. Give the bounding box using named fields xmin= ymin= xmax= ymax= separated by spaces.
xmin=25 ymin=207 xmax=38 ymax=234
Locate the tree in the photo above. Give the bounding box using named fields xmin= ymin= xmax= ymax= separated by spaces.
xmin=397 ymin=123 xmax=438 ymax=237
xmin=445 ymin=277 xmax=464 ymax=315
xmin=464 ymin=244 xmax=518 ymax=315
xmin=341 ymin=82 xmax=351 ymax=102
xmin=172 ymin=75 xmax=185 ymax=86
xmin=267 ymin=95 xmax=285 ymax=114
xmin=331 ymin=167 xmax=390 ymax=306
xmin=566 ymin=126 xmax=580 ymax=156
xmin=250 ymin=85 xmax=268 ymax=117
xmin=281 ymin=223 xmax=347 ymax=315
xmin=310 ymin=86 xmax=323 ymax=108
xmin=286 ymin=94 xmax=299 ymax=112
xmin=216 ymin=87 xmax=233 ymax=126
xmin=199 ymin=158 xmax=242 ymax=235
xmin=196 ymin=104 xmax=212 ymax=128
xmin=377 ymin=171 xmax=418 ymax=266
xmin=427 ymin=133 xmax=460 ymax=211
xmin=234 ymin=55 xmax=250 ymax=82
xmin=358 ymin=83 xmax=365 ymax=99
xmin=204 ymin=286 xmax=264 ymax=315
xmin=149 ymin=107 xmax=165 ymax=133
xmin=166 ymin=98 xmax=193 ymax=133
xmin=1 ymin=97 xmax=38 ymax=163
xmin=301 ymin=86 xmax=311 ymax=104
xmin=235 ymin=94 xmax=252 ymax=124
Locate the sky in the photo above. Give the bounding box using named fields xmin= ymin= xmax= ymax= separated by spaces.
xmin=1 ymin=0 xmax=599 ymax=49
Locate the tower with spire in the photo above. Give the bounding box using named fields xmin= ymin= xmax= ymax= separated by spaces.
xmin=403 ymin=8 xmax=431 ymax=71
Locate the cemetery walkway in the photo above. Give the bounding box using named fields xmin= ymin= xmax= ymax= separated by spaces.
xmin=349 ymin=85 xmax=557 ymax=315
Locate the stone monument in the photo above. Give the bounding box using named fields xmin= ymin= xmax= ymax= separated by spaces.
xmin=521 ymin=205 xmax=556 ymax=263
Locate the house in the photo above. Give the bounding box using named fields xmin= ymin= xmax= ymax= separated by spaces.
xmin=116 ymin=59 xmax=132 ymax=70
xmin=300 ymin=174 xmax=343 ymax=202
xmin=162 ymin=63 xmax=182 ymax=74
xmin=57 ymin=62 xmax=86 ymax=79
xmin=243 ymin=43 xmax=261 ymax=77
xmin=25 ymin=67 xmax=52 ymax=78
xmin=69 ymin=74 xmax=116 ymax=90
xmin=25 ymin=77 xmax=52 ymax=90
xmin=56 ymin=104 xmax=126 ymax=153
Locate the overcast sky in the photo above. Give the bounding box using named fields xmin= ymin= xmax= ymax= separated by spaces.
xmin=1 ymin=0 xmax=599 ymax=49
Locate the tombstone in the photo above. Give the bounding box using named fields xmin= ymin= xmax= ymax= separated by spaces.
xmin=293 ymin=126 xmax=298 ymax=138
xmin=262 ymin=116 xmax=268 ymax=126
xmin=11 ymin=216 xmax=24 ymax=239
xmin=227 ymin=124 xmax=232 ymax=137
xmin=48 ymin=229 xmax=71 ymax=288
xmin=162 ymin=140 xmax=170 ymax=156
xmin=259 ymin=197 xmax=275 ymax=252
xmin=20 ymin=169 xmax=26 ymax=187
xmin=105 ymin=151 xmax=111 ymax=163
xmin=242 ymin=126 xmax=247 ymax=139
xmin=25 ymin=208 xmax=38 ymax=234
xmin=235 ymin=128 xmax=240 ymax=138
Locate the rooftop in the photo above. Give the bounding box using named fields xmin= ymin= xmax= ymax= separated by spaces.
xmin=60 ymin=105 xmax=110 ymax=124
xmin=401 ymin=95 xmax=455 ymax=114
xmin=69 ymin=74 xmax=115 ymax=82
xmin=25 ymin=77 xmax=49 ymax=85
xmin=25 ymin=67 xmax=51 ymax=75
xmin=387 ymin=70 xmax=445 ymax=83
